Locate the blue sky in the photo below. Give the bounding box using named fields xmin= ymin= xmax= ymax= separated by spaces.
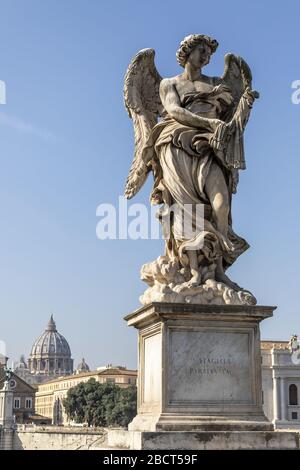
xmin=0 ymin=0 xmax=300 ymax=370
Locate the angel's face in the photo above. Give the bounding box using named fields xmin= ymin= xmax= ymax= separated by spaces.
xmin=187 ymin=41 xmax=211 ymax=68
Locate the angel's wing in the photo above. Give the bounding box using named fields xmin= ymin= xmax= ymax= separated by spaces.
xmin=220 ymin=53 xmax=259 ymax=192
xmin=222 ymin=53 xmax=253 ymax=119
xmin=124 ymin=48 xmax=162 ymax=199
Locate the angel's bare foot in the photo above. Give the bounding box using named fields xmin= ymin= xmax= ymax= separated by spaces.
xmin=215 ymin=269 xmax=242 ymax=292
xmin=187 ymin=270 xmax=201 ymax=288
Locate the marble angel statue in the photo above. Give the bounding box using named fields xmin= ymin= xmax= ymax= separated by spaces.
xmin=124 ymin=34 xmax=259 ymax=306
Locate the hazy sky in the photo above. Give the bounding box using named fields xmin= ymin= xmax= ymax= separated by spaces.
xmin=0 ymin=0 xmax=300 ymax=370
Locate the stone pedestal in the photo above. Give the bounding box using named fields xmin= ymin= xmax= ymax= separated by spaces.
xmin=0 ymin=382 xmax=14 ymax=429
xmin=107 ymin=428 xmax=299 ymax=450
xmin=107 ymin=302 xmax=300 ymax=449
xmin=127 ymin=303 xmax=274 ymax=433
xmin=0 ymin=382 xmax=14 ymax=450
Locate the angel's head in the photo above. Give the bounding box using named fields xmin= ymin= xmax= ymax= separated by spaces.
xmin=176 ymin=34 xmax=218 ymax=69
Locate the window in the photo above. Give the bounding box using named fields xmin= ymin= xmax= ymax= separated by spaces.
xmin=25 ymin=398 xmax=32 ymax=409
xmin=14 ymin=398 xmax=20 ymax=409
xmin=106 ymin=378 xmax=115 ymax=383
xmin=262 ymin=390 xmax=264 ymax=405
xmin=289 ymin=384 xmax=298 ymax=405
xmin=292 ymin=412 xmax=298 ymax=420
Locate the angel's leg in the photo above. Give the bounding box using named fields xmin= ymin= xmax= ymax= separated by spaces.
xmin=204 ymin=160 xmax=229 ymax=237
xmin=187 ymin=250 xmax=201 ymax=286
xmin=204 ymin=161 xmax=241 ymax=290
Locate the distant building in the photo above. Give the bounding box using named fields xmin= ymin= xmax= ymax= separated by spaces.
xmin=0 ymin=365 xmax=36 ymax=424
xmin=0 ymin=354 xmax=8 ymax=367
xmin=262 ymin=339 xmax=300 ymax=428
xmin=75 ymin=358 xmax=90 ymax=374
xmin=35 ymin=365 xmax=137 ymax=424
xmin=27 ymin=315 xmax=73 ymax=384
xmin=12 ymin=355 xmax=34 ymax=385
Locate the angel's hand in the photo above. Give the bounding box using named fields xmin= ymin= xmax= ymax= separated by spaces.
xmin=208 ymin=118 xmax=224 ymax=131
xmin=243 ymin=87 xmax=259 ymax=105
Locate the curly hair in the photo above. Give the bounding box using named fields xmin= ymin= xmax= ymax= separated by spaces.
xmin=176 ymin=34 xmax=219 ymax=68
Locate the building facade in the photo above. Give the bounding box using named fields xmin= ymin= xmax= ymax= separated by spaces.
xmin=0 ymin=366 xmax=36 ymax=424
xmin=262 ymin=340 xmax=300 ymax=428
xmin=35 ymin=365 xmax=137 ymax=424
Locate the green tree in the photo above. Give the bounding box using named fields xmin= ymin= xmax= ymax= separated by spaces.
xmin=63 ymin=379 xmax=137 ymax=427
xmin=63 ymin=382 xmax=86 ymax=424
xmin=106 ymin=384 xmax=137 ymax=427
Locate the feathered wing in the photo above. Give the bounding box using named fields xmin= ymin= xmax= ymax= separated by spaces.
xmin=220 ymin=54 xmax=258 ymax=193
xmin=124 ymin=48 xmax=162 ymax=199
xmin=222 ymin=53 xmax=253 ymax=116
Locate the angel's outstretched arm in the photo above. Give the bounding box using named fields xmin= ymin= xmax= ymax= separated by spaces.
xmin=159 ymin=79 xmax=222 ymax=132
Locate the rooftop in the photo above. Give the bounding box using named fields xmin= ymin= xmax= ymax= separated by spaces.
xmin=36 ymin=366 xmax=137 ymax=386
